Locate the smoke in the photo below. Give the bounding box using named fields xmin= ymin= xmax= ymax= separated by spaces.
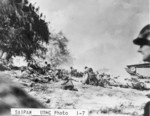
xmin=31 ymin=0 xmax=149 ymax=75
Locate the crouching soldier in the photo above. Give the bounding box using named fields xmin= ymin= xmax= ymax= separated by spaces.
xmin=131 ymin=82 xmax=149 ymax=90
xmin=61 ymin=76 xmax=78 ymax=91
xmin=85 ymin=68 xmax=98 ymax=86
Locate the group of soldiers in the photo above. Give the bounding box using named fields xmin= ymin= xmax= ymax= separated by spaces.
xmin=23 ymin=61 xmax=114 ymax=91
xmin=24 ymin=61 xmax=149 ymax=92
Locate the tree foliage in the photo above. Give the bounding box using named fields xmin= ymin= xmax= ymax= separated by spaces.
xmin=0 ymin=0 xmax=72 ymax=67
xmin=0 ymin=0 xmax=50 ymax=61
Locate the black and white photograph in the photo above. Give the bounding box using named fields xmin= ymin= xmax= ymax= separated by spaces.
xmin=0 ymin=0 xmax=149 ymax=116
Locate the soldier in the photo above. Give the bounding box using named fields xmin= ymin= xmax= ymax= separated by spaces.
xmin=133 ymin=24 xmax=150 ymax=62
xmin=133 ymin=24 xmax=150 ymax=116
xmin=44 ymin=61 xmax=51 ymax=75
xmin=70 ymin=66 xmax=74 ymax=76
xmin=56 ymin=69 xmax=63 ymax=79
xmin=85 ymin=68 xmax=98 ymax=86
xmin=84 ymin=66 xmax=89 ymax=74
xmin=61 ymin=76 xmax=78 ymax=91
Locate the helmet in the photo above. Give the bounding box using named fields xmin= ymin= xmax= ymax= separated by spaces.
xmin=133 ymin=24 xmax=150 ymax=45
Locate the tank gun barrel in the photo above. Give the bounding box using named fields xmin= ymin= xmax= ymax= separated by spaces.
xmin=127 ymin=63 xmax=150 ymax=68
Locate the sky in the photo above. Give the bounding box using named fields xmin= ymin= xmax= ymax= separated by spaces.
xmin=30 ymin=0 xmax=149 ymax=76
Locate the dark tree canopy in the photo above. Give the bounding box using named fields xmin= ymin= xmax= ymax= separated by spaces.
xmin=0 ymin=0 xmax=50 ymax=61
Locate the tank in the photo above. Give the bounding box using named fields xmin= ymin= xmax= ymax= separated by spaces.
xmin=125 ymin=63 xmax=150 ymax=78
